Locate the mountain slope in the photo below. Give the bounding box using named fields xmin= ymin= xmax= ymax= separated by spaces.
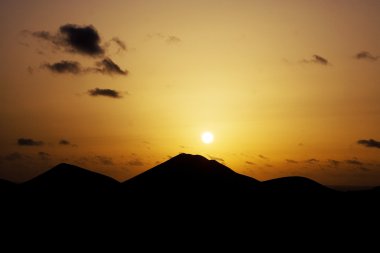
xmin=122 ymin=153 xmax=261 ymax=197
xmin=21 ymin=163 xmax=120 ymax=193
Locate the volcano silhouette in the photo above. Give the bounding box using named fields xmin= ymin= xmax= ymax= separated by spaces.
xmin=122 ymin=153 xmax=261 ymax=198
xmin=21 ymin=163 xmax=119 ymax=194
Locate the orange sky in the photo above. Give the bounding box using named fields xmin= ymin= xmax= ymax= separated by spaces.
xmin=1 ymin=0 xmax=380 ymax=186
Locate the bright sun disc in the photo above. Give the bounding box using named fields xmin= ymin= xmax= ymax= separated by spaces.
xmin=201 ymin=132 xmax=214 ymax=144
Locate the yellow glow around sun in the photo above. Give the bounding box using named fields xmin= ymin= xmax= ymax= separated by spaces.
xmin=201 ymin=132 xmax=214 ymax=144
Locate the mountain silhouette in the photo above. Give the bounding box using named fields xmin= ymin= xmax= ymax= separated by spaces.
xmin=20 ymin=163 xmax=119 ymax=194
xmin=122 ymin=153 xmax=261 ymax=199
xmin=262 ymin=176 xmax=335 ymax=194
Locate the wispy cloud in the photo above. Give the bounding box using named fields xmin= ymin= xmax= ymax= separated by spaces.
xmin=327 ymin=159 xmax=340 ymax=167
xmin=166 ymin=35 xmax=181 ymax=44
xmin=95 ymin=58 xmax=128 ymax=76
xmin=345 ymin=159 xmax=363 ymax=166
xmin=38 ymin=151 xmax=50 ymax=161
xmin=355 ymin=51 xmax=378 ymax=61
xmin=43 ymin=60 xmax=81 ymax=74
xmin=128 ymin=158 xmax=144 ymax=167
xmin=208 ymin=155 xmax=225 ymax=163
xmin=95 ymin=155 xmax=114 ymax=166
xmin=357 ymin=139 xmax=380 ymax=149
xmin=88 ymin=88 xmax=122 ymax=98
xmin=305 ymin=158 xmax=319 ymax=164
xmin=285 ymin=159 xmax=298 ymax=164
xmin=302 ymin=54 xmax=330 ymax=65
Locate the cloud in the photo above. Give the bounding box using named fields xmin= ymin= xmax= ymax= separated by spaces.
xmin=166 ymin=36 xmax=181 ymax=44
xmin=111 ymin=37 xmax=127 ymax=51
xmin=302 ymin=55 xmax=330 ymax=65
xmin=88 ymin=88 xmax=122 ymax=98
xmin=208 ymin=155 xmax=225 ymax=163
xmin=258 ymin=154 xmax=268 ymax=160
xmin=18 ymin=138 xmax=44 ymax=146
xmin=355 ymin=51 xmax=378 ymax=61
xmin=38 ymin=152 xmax=50 ymax=160
xmin=31 ymin=24 xmax=104 ymax=57
xmin=59 ymin=139 xmax=71 ymax=145
xmin=305 ymin=158 xmax=319 ymax=164
xmin=95 ymin=58 xmax=128 ymax=76
xmin=285 ymin=159 xmax=298 ymax=164
xmin=246 ymin=161 xmax=255 ymax=165
xmin=148 ymin=33 xmax=182 ymax=45
xmin=43 ymin=60 xmax=82 ymax=74
xmin=95 ymin=155 xmax=114 ymax=166
xmin=345 ymin=160 xmax=363 ymax=166
xmin=4 ymin=152 xmax=24 ymax=161
xmin=357 ymin=139 xmax=380 ymax=149
xmin=58 ymin=24 xmax=104 ymax=56
xmin=328 ymin=159 xmax=340 ymax=167
xmin=128 ymin=158 xmax=144 ymax=167
xmin=42 ymin=58 xmax=127 ymax=76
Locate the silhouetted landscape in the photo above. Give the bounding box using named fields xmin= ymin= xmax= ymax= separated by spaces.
xmin=2 ymin=154 xmax=379 ymax=203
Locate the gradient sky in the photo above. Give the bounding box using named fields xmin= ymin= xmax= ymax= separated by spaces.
xmin=1 ymin=0 xmax=380 ymax=186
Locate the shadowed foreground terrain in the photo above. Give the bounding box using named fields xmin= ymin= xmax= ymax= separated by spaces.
xmin=1 ymin=153 xmax=379 ymax=243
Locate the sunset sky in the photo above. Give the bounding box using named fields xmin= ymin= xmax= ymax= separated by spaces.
xmin=1 ymin=0 xmax=380 ymax=187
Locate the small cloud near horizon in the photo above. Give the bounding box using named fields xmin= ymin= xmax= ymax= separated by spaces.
xmin=208 ymin=155 xmax=225 ymax=163
xmin=357 ymin=139 xmax=380 ymax=149
xmin=18 ymin=138 xmax=44 ymax=146
xmin=285 ymin=159 xmax=298 ymax=164
xmin=88 ymin=88 xmax=122 ymax=98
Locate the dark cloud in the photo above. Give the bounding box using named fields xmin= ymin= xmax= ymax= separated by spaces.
xmin=59 ymin=139 xmax=71 ymax=145
xmin=355 ymin=51 xmax=378 ymax=61
xmin=111 ymin=37 xmax=127 ymax=51
xmin=42 ymin=58 xmax=127 ymax=76
xmin=357 ymin=139 xmax=380 ymax=149
xmin=4 ymin=152 xmax=24 ymax=161
xmin=18 ymin=138 xmax=43 ymax=146
xmin=302 ymin=55 xmax=330 ymax=65
xmin=305 ymin=159 xmax=319 ymax=164
xmin=328 ymin=159 xmax=340 ymax=167
xmin=208 ymin=155 xmax=225 ymax=163
xmin=88 ymin=88 xmax=122 ymax=98
xmin=128 ymin=158 xmax=144 ymax=167
xmin=43 ymin=60 xmax=82 ymax=74
xmin=95 ymin=156 xmax=114 ymax=166
xmin=246 ymin=161 xmax=255 ymax=165
xmin=285 ymin=159 xmax=298 ymax=164
xmin=166 ymin=36 xmax=181 ymax=44
xmin=38 ymin=152 xmax=50 ymax=160
xmin=95 ymin=58 xmax=128 ymax=76
xmin=30 ymin=24 xmax=104 ymax=57
xmin=59 ymin=24 xmax=104 ymax=56
xmin=346 ymin=160 xmax=363 ymax=166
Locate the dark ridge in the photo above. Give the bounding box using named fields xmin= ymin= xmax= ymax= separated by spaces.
xmin=262 ymin=176 xmax=335 ymax=194
xmin=20 ymin=163 xmax=120 ymax=194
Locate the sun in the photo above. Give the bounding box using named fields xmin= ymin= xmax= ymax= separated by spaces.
xmin=201 ymin=131 xmax=214 ymax=144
